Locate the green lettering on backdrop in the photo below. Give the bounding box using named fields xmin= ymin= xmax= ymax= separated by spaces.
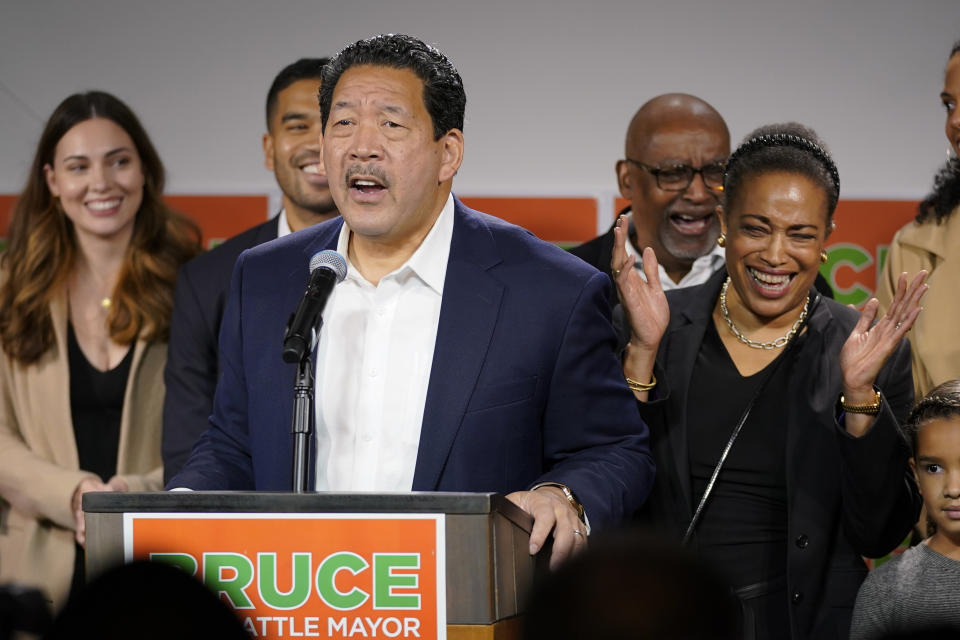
xmin=877 ymin=245 xmax=889 ymax=276
xmin=374 ymin=554 xmax=420 ymax=609
xmin=316 ymin=552 xmax=369 ymax=610
xmin=822 ymin=244 xmax=873 ymax=307
xmin=258 ymin=552 xmax=312 ymax=609
xmin=204 ymin=552 xmax=255 ymax=608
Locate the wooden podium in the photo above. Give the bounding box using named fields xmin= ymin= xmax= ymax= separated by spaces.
xmin=84 ymin=492 xmax=539 ymax=639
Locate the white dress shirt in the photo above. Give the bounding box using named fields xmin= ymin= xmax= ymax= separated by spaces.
xmin=313 ymin=195 xmax=454 ymax=491
xmin=276 ymin=208 xmax=292 ymax=239
xmin=624 ymin=213 xmax=725 ymax=290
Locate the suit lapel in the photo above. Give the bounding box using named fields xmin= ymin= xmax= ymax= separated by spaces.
xmin=297 ymin=218 xmax=343 ymax=277
xmin=265 ymin=219 xmax=342 ymax=490
xmin=412 ymin=201 xmax=503 ymax=490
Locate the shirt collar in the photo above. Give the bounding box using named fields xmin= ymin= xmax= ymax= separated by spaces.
xmin=335 ymin=194 xmax=455 ymax=295
xmin=276 ymin=208 xmax=292 ymax=239
xmin=695 ymin=244 xmax=726 ymax=269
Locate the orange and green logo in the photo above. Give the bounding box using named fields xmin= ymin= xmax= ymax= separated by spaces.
xmin=125 ymin=513 xmax=446 ymax=639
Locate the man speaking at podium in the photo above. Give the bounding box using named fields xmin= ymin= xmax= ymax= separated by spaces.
xmin=169 ymin=34 xmax=654 ymax=566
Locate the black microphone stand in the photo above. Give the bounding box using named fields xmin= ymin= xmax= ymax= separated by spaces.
xmin=290 ymin=347 xmax=315 ymax=493
xmin=283 ymin=252 xmax=347 ymax=493
xmin=286 ymin=311 xmax=324 ymax=494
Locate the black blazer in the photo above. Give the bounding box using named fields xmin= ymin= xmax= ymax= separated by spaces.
xmin=568 ymin=209 xmax=835 ymax=303
xmin=638 ymin=268 xmax=920 ymax=640
xmin=161 ymin=217 xmax=278 ymax=483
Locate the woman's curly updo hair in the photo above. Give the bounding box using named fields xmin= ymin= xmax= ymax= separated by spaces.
xmin=723 ymin=122 xmax=840 ymax=227
xmin=917 ymin=158 xmax=960 ymax=224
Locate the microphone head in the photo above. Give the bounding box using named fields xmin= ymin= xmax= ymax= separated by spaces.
xmin=309 ymin=250 xmax=347 ymax=283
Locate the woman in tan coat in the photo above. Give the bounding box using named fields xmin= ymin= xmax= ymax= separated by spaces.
xmin=879 ymin=40 xmax=960 ymax=398
xmin=0 ymin=91 xmax=199 ymax=611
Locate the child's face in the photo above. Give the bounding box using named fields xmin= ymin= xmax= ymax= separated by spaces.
xmin=910 ymin=416 xmax=960 ymax=549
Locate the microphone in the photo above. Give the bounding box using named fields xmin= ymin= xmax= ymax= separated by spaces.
xmin=282 ymin=250 xmax=348 ymax=363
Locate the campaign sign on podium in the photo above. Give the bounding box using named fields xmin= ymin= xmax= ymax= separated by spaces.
xmin=124 ymin=513 xmax=445 ymax=639
xmin=84 ymin=492 xmax=535 ymax=640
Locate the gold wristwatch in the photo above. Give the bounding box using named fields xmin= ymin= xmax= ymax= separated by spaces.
xmin=530 ymin=482 xmax=585 ymax=523
xmin=840 ymin=390 xmax=882 ymax=415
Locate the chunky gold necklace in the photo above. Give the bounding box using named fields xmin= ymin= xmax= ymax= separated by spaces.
xmin=720 ymin=277 xmax=808 ymax=350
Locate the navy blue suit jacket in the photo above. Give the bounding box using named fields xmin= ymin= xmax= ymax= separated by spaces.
xmin=169 ymin=200 xmax=654 ymax=529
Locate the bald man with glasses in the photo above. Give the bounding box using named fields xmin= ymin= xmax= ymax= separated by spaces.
xmin=571 ymin=93 xmax=730 ymax=294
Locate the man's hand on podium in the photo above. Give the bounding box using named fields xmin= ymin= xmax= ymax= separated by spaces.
xmin=506 ymin=486 xmax=587 ymax=570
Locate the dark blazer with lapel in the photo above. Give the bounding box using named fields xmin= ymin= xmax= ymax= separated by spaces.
xmin=162 ymin=217 xmax=278 ymax=483
xmin=568 ymin=208 xmax=836 ymax=302
xmin=169 ymin=200 xmax=655 ymax=530
xmin=638 ymin=268 xmax=920 ymax=640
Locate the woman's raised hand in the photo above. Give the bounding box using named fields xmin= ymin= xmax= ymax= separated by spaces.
xmin=839 ymin=270 xmax=927 ymax=421
xmin=611 ymin=215 xmax=670 ymax=353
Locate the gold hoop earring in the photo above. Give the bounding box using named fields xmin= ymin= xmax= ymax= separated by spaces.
xmin=820 ymin=250 xmax=828 ymax=264
xmin=716 ymin=234 xmax=726 ymax=248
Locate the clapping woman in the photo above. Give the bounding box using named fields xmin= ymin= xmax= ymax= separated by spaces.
xmin=0 ymin=91 xmax=199 ymax=610
xmin=614 ymin=123 xmax=926 ymax=639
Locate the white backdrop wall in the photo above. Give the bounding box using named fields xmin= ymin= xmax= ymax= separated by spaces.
xmin=1 ymin=0 xmax=959 ymax=206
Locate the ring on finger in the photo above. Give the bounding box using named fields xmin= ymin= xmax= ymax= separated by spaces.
xmin=611 ymin=268 xmax=621 ymax=279
xmin=572 ymin=529 xmax=584 ymax=537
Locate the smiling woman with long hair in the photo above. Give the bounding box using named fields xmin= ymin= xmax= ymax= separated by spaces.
xmin=0 ymin=91 xmax=199 ymax=610
xmin=614 ymin=123 xmax=926 ymax=639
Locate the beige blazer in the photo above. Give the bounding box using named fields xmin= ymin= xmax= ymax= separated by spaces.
xmin=0 ymin=288 xmax=165 ymax=611
xmin=877 ymin=205 xmax=960 ymax=398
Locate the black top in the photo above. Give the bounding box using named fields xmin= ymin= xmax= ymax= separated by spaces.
xmin=688 ymin=320 xmax=797 ymax=589
xmin=67 ymin=322 xmax=132 ymax=483
xmin=67 ymin=321 xmax=133 ymax=601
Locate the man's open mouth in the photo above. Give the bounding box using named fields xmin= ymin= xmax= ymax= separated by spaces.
xmin=349 ymin=177 xmax=386 ymax=194
xmin=669 ymin=212 xmax=713 ymax=236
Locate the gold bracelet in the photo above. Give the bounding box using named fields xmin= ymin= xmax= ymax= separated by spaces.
xmin=840 ymin=390 xmax=882 ymax=415
xmin=625 ymin=373 xmax=657 ymax=392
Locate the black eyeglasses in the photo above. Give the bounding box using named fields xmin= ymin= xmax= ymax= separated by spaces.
xmin=625 ymin=158 xmax=726 ymax=192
